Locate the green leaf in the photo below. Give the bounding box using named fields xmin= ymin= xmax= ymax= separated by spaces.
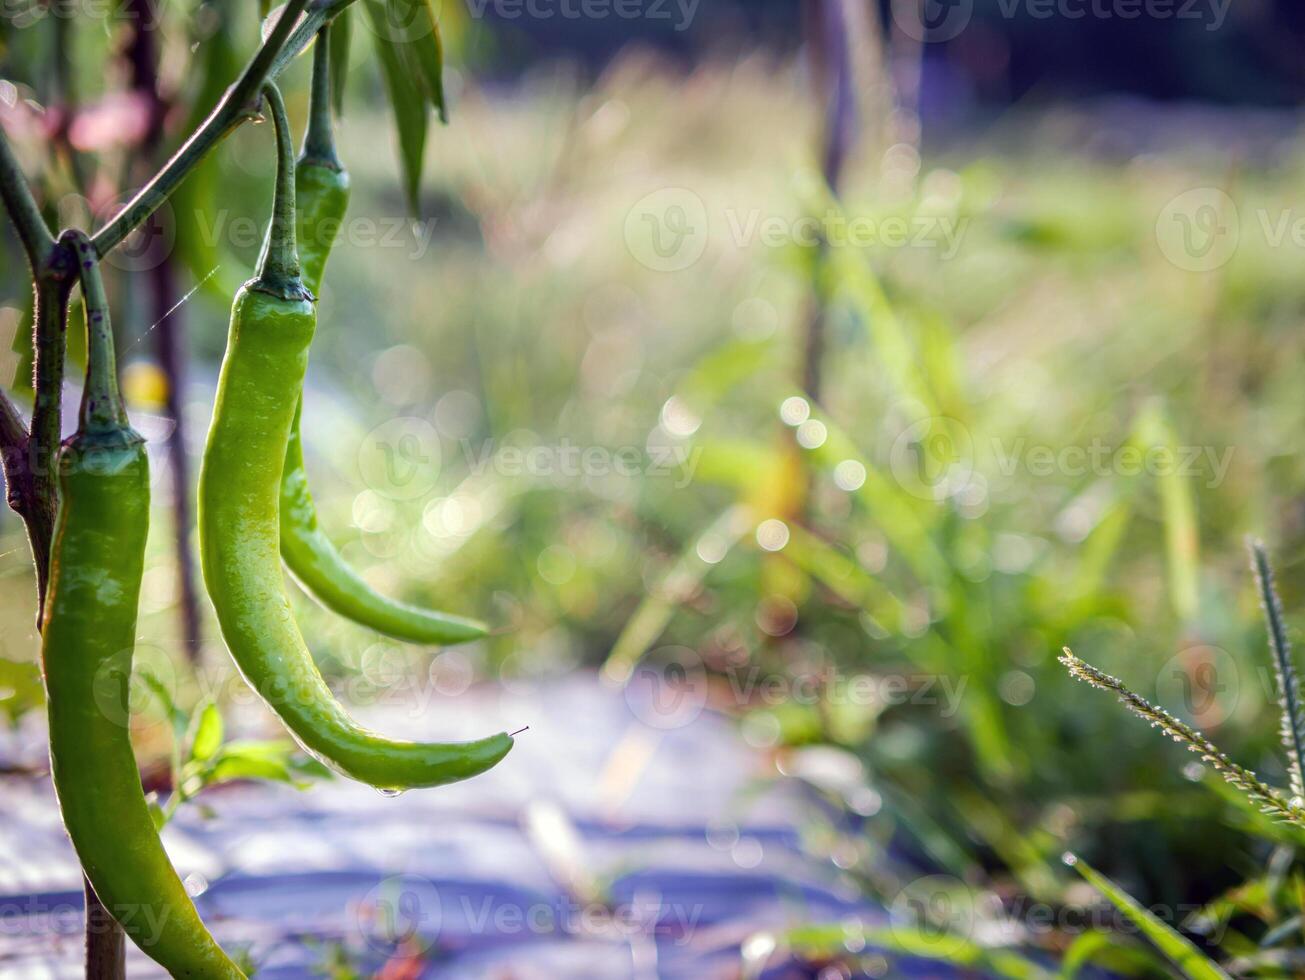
xmin=201 ymin=741 xmax=330 ymax=790
xmin=147 ymin=798 xmax=167 ymax=832
xmin=365 ymin=0 xmax=428 ymax=214
xmin=0 ymin=656 xmax=43 ymax=726
xmin=186 ymin=700 xmax=224 ymax=763
xmin=289 ymin=755 xmax=335 ymax=780
xmin=1066 ymin=853 xmax=1232 ymax=980
xmin=391 ymin=0 xmax=448 ymax=122
xmin=140 ymin=671 xmax=187 ymax=741
xmin=216 ymin=739 xmax=298 ymax=758
xmin=1131 ymin=402 xmax=1200 ymax=626
xmin=780 ymin=923 xmax=1050 ymax=979
xmin=1058 ymin=931 xmax=1173 ymax=978
xmin=600 ymin=505 xmax=748 ymax=684
xmin=209 ymin=753 xmax=296 ymax=786
xmin=329 ymin=8 xmax=352 ymax=117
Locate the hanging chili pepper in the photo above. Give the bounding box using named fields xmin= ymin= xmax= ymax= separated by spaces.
xmin=281 ymin=25 xmax=487 ymax=645
xmin=42 ymin=230 xmax=246 ymax=978
xmin=198 ymin=82 xmax=513 ymax=790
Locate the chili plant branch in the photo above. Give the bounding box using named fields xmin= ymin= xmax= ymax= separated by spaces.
xmin=90 ymin=0 xmax=356 ymax=258
xmin=0 ymin=129 xmax=56 ymax=271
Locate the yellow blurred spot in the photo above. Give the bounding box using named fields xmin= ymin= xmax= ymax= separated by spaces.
xmin=121 ymin=361 xmax=168 ymax=409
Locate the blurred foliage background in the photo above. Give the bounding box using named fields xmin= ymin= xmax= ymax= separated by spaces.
xmin=6 ymin=0 xmax=1305 ymax=974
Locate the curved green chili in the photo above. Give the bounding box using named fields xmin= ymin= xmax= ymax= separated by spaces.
xmin=42 ymin=231 xmax=245 ymax=978
xmin=198 ymin=82 xmax=513 ymax=789
xmin=281 ymin=26 xmax=486 ymax=646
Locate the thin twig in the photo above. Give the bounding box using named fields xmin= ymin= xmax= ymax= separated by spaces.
xmin=1060 ymin=649 xmax=1303 ymax=824
xmin=1249 ymin=539 xmax=1305 ymax=799
xmin=90 ymin=0 xmax=353 ymax=258
xmin=0 ymin=129 xmax=56 ymax=270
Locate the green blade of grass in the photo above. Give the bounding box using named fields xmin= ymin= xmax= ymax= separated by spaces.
xmin=797 ymin=398 xmax=949 ymax=587
xmin=1057 ymin=931 xmax=1173 ymax=979
xmin=1132 ymin=402 xmax=1199 ymax=626
xmin=1249 ymin=539 xmax=1305 ymax=800
xmin=782 ymin=521 xmax=904 ymax=631
xmin=600 ymin=505 xmax=748 ymax=684
xmin=1064 ymin=853 xmax=1232 ymax=980
xmin=781 ymin=923 xmax=1051 ymax=979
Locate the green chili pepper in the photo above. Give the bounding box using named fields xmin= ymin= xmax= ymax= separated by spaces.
xmin=42 ymin=230 xmax=245 ymax=979
xmin=198 ymin=82 xmax=513 ymax=790
xmin=280 ymin=26 xmax=486 ymax=646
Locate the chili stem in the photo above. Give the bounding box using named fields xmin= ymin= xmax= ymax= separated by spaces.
xmin=63 ymin=232 xmax=126 ymax=433
xmin=301 ymin=25 xmax=342 ymax=169
xmin=255 ymin=82 xmax=303 ymax=294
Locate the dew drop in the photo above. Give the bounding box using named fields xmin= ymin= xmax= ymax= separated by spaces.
xmin=377 ymin=787 xmax=405 ymax=799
